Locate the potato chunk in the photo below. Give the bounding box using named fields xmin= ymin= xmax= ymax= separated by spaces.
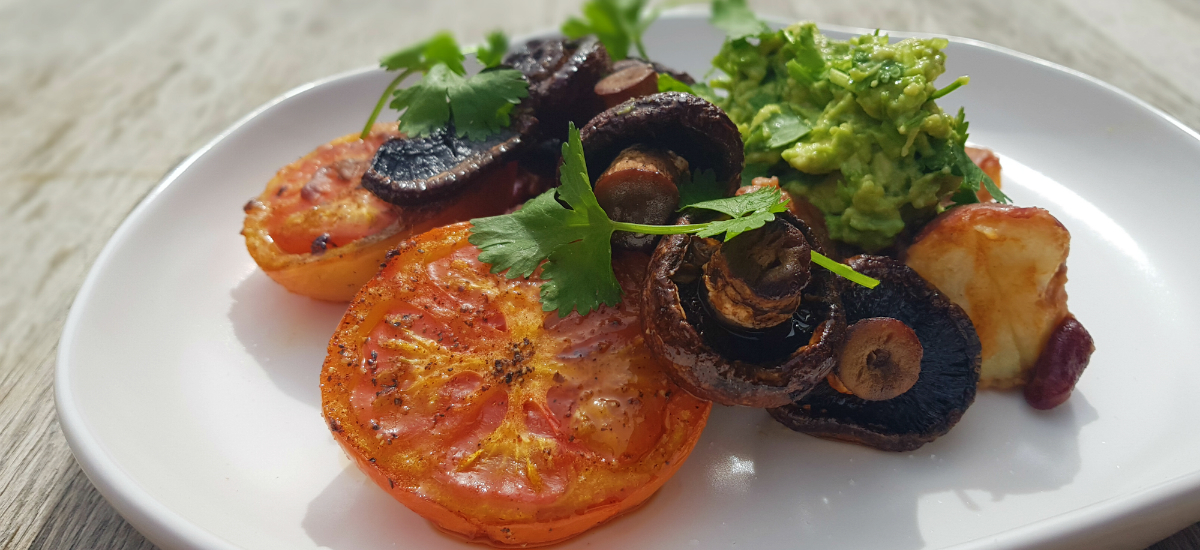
xmin=905 ymin=204 xmax=1069 ymax=389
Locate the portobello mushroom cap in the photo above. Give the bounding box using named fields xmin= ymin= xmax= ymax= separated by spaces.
xmin=580 ymin=92 xmax=744 ymax=195
xmin=769 ymin=255 xmax=982 ymax=452
xmin=505 ymin=36 xmax=611 ymax=143
xmin=363 ymin=37 xmax=611 ymax=204
xmin=361 ymin=113 xmax=536 ymax=205
xmin=643 ymin=211 xmax=845 ymax=408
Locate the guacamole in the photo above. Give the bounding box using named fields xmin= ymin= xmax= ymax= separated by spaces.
xmin=709 ymin=23 xmax=981 ymax=251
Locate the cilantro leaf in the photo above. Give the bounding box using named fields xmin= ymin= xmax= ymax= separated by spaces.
xmin=562 ymin=0 xmax=657 ymax=61
xmin=388 ymin=64 xmax=528 ymax=140
xmin=474 ymin=31 xmax=509 ymax=68
xmin=696 ymin=206 xmax=782 ymax=240
xmin=448 ymin=68 xmax=528 ymax=140
xmin=763 ymin=108 xmax=812 ymax=149
xmin=683 ymin=186 xmax=786 ymax=218
xmin=470 ymin=124 xmax=873 ymax=317
xmin=677 ymin=169 xmax=726 ymax=210
xmin=471 ymin=191 xmax=580 ymax=278
xmin=783 ymin=25 xmax=827 ymax=85
xmin=365 ymin=31 xmax=527 ymax=140
xmin=471 ymin=125 xmax=621 ymax=317
xmin=421 ymin=32 xmax=466 ymax=75
xmin=380 ymin=32 xmax=465 ymax=75
xmin=710 ymin=0 xmax=768 ymax=39
xmin=390 ymin=64 xmax=457 ymax=137
xmin=657 ymin=73 xmax=695 ymax=94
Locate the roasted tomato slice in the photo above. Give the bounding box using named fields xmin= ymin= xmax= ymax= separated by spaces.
xmin=321 ymin=223 xmax=710 ymax=547
xmin=243 ymin=124 xmax=543 ymax=301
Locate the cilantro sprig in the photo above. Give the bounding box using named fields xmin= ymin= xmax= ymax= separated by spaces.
xmin=933 ymin=109 xmax=1010 ymax=206
xmin=360 ymin=31 xmax=528 ymax=141
xmin=710 ymin=0 xmax=769 ymax=39
xmin=469 ymin=123 xmax=879 ymax=318
xmin=562 ymin=0 xmax=659 ymax=61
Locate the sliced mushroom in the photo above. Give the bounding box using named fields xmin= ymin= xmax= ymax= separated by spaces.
xmin=594 ymin=145 xmax=685 ymax=236
xmin=361 ymin=118 xmax=535 ymax=205
xmin=769 ymin=255 xmax=981 ymax=452
xmin=611 ymin=58 xmax=696 ymax=85
xmin=364 ymin=38 xmax=611 ymax=205
xmin=504 ymin=37 xmax=612 ymax=144
xmin=643 ymin=212 xmax=845 ymax=408
xmin=582 ymin=92 xmax=742 ymax=192
xmin=702 ymin=220 xmax=810 ymax=329
xmin=595 ymin=64 xmax=659 ymax=109
xmin=581 ymin=92 xmax=744 ymax=250
xmin=832 ymin=317 xmax=923 ymax=401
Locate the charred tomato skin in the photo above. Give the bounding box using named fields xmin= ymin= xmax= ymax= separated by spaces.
xmin=243 ymin=125 xmax=545 ymax=301
xmin=321 ymin=223 xmax=710 ymax=547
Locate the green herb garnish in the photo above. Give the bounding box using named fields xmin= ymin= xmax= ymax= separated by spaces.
xmin=360 ymin=31 xmax=528 ymax=141
xmin=710 ymin=0 xmax=769 ymax=39
xmin=934 ymin=109 xmax=1010 ymax=206
xmin=562 ymin=0 xmax=659 ymax=61
xmin=469 ymin=124 xmax=878 ymax=317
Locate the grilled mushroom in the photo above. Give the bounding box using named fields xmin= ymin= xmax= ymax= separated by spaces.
xmin=643 ymin=212 xmax=845 ymax=408
xmin=769 ymin=255 xmax=981 ymax=452
xmin=581 ymin=92 xmax=743 ymax=250
xmin=504 ymin=36 xmax=612 ymax=144
xmin=361 ymin=117 xmax=535 ymax=204
xmin=363 ymin=37 xmax=611 ymax=205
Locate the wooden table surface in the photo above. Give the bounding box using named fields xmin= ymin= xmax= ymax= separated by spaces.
xmin=2 ymin=0 xmax=1198 ymax=548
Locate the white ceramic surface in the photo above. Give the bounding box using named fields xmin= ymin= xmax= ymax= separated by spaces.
xmin=56 ymin=12 xmax=1200 ymax=550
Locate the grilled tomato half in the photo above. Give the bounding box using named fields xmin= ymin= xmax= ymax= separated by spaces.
xmin=242 ymin=124 xmax=537 ymax=301
xmin=320 ymin=223 xmax=711 ymax=547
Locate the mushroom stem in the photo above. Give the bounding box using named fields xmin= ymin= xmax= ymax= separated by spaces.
xmin=595 ymin=145 xmax=686 ymax=250
xmin=701 ymin=220 xmax=811 ymax=330
xmin=835 ymin=317 xmax=923 ymax=401
xmin=594 ymin=63 xmax=659 ymax=108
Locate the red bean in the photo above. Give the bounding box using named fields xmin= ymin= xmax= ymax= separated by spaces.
xmin=1024 ymin=314 xmax=1095 ymax=410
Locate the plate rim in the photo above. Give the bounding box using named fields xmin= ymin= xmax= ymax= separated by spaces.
xmin=54 ymin=10 xmax=1200 ymax=550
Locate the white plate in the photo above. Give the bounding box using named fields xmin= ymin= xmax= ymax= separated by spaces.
xmin=56 ymin=11 xmax=1200 ymax=550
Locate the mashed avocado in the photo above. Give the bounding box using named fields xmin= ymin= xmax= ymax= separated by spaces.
xmin=709 ymin=23 xmax=983 ymax=251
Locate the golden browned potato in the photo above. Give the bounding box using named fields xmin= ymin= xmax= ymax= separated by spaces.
xmin=905 ymin=203 xmax=1069 ymax=389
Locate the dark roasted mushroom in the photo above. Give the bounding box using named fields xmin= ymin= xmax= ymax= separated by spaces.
xmin=769 ymin=255 xmax=981 ymax=452
xmin=594 ymin=63 xmax=659 ymax=109
xmin=504 ymin=36 xmax=612 ymax=144
xmin=364 ymin=38 xmax=611 ymax=205
xmin=593 ymin=58 xmax=695 ymax=109
xmin=581 ymin=92 xmax=743 ymax=250
xmin=361 ymin=118 xmax=534 ymax=204
xmin=612 ymin=58 xmax=696 ymax=85
xmin=643 ymin=212 xmax=845 ymax=408
xmin=702 ymin=220 xmax=810 ymax=329
xmin=582 ymin=92 xmax=742 ymax=192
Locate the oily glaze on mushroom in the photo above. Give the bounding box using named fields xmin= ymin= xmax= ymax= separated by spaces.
xmin=580 ymin=92 xmax=744 ymax=250
xmin=361 ymin=114 xmax=537 ymax=205
xmin=769 ymin=255 xmax=981 ymax=452
xmin=505 ymin=37 xmax=612 ymax=143
xmin=643 ymin=212 xmax=846 ymax=408
xmin=363 ymin=37 xmax=611 ymax=205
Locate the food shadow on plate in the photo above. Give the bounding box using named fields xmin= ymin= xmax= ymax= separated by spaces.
xmin=668 ymin=393 xmax=1097 ymax=550
xmin=302 ymin=464 xmax=472 ymax=549
xmin=228 ymin=269 xmax=347 ymax=408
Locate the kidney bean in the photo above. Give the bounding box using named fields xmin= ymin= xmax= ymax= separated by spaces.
xmin=1024 ymin=314 xmax=1094 ymax=410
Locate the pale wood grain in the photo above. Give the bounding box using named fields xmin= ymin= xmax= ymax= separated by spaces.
xmin=0 ymin=0 xmax=1196 ymax=549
